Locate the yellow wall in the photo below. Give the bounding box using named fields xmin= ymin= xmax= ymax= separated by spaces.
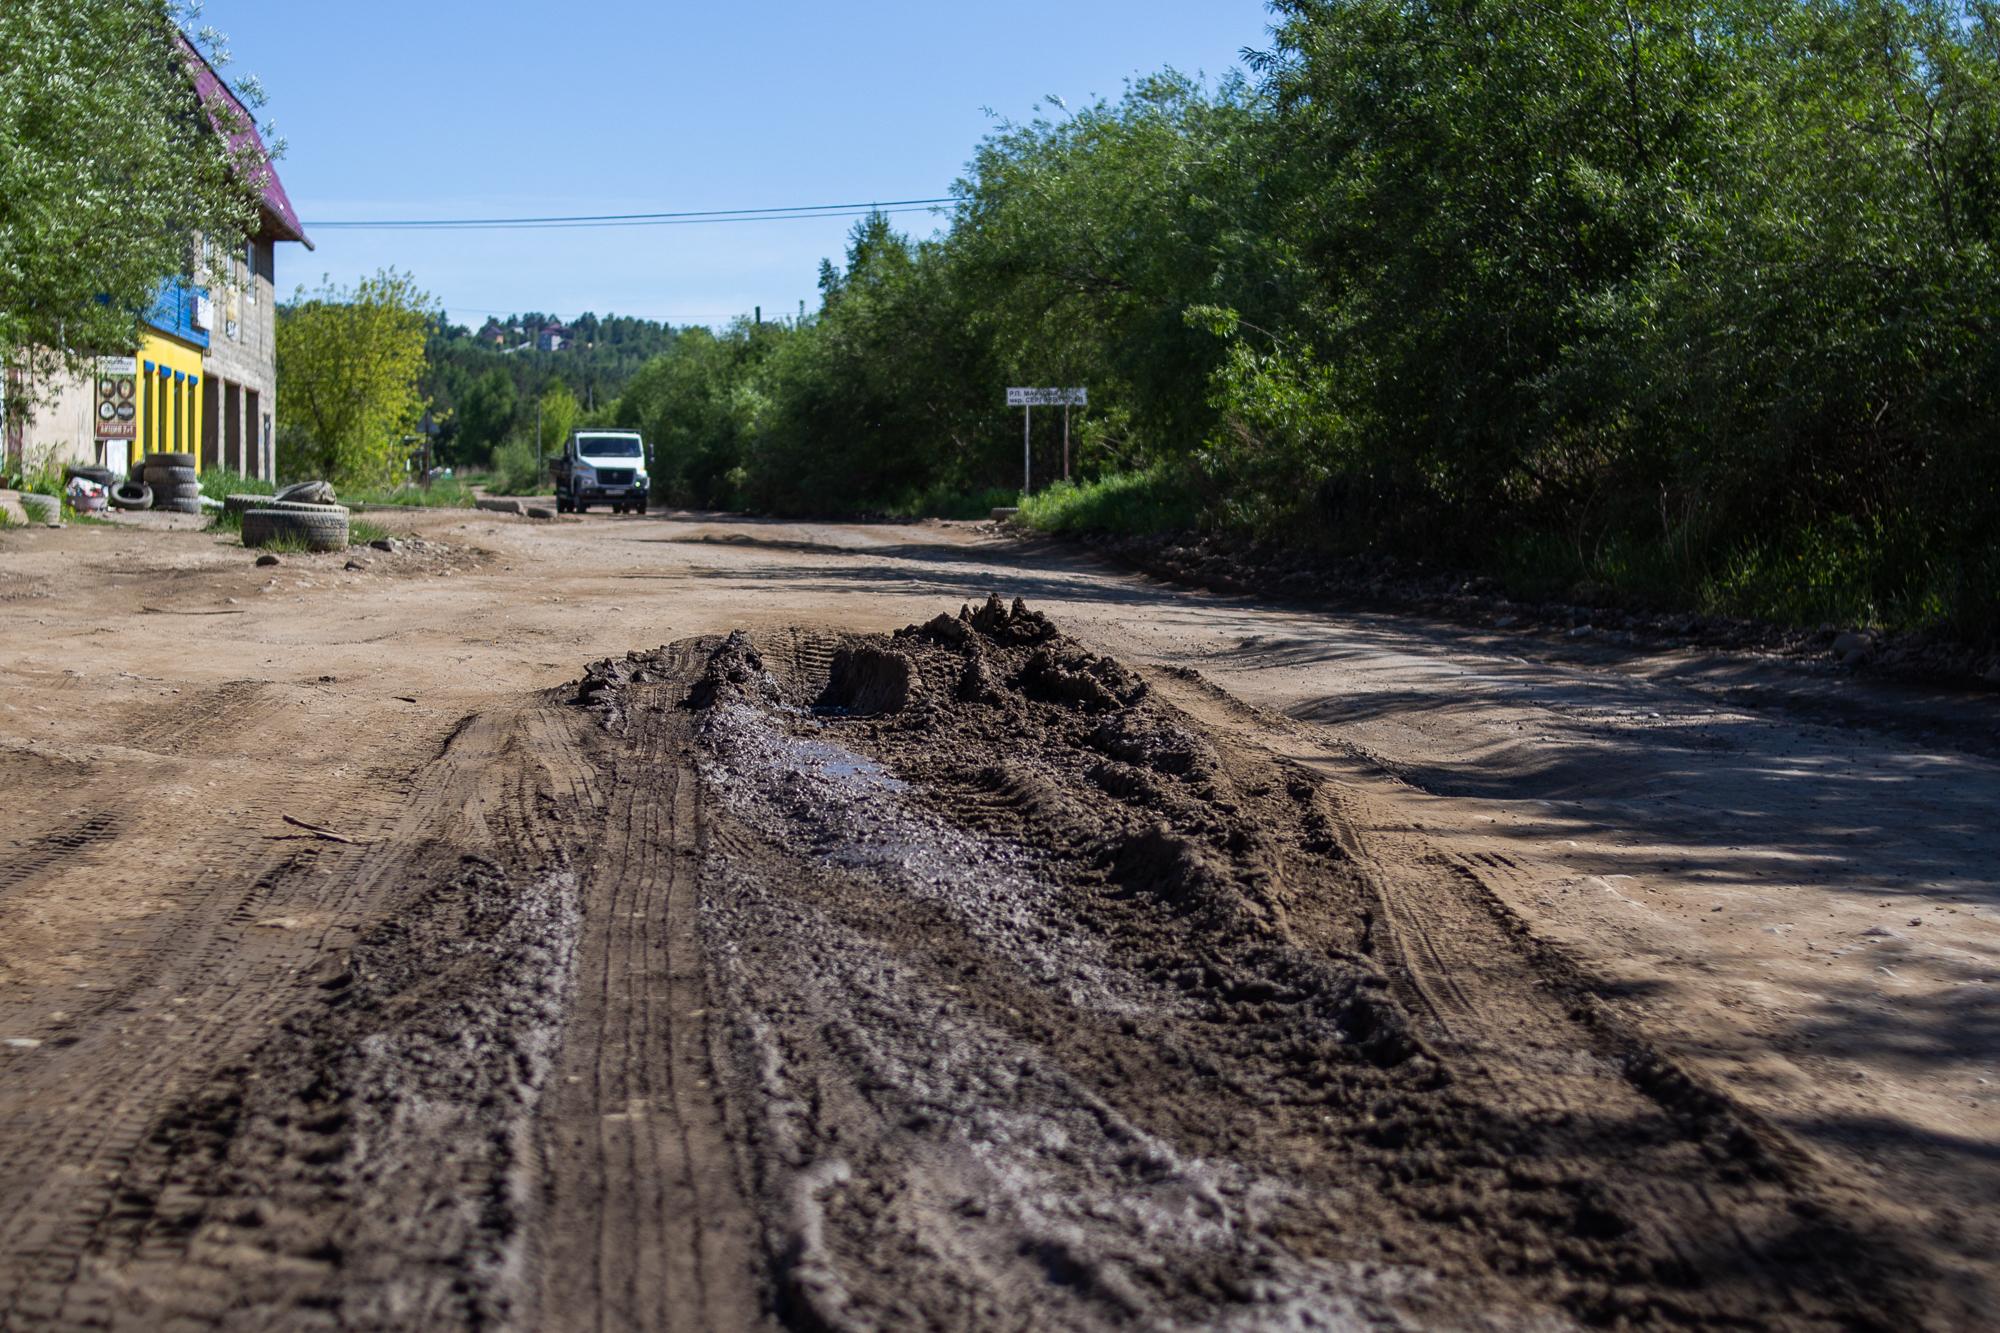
xmin=137 ymin=331 xmax=206 ymax=473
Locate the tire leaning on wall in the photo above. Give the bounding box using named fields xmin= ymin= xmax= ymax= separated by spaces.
xmin=110 ymin=482 xmax=153 ymax=511
xmin=241 ymin=508 xmax=350 ymax=553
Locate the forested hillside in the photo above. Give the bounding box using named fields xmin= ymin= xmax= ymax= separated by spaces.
xmin=610 ymin=0 xmax=2000 ymax=640
xmin=424 ymin=312 xmax=678 ymax=466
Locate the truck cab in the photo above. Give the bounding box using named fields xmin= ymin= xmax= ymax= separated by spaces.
xmin=554 ymin=430 xmax=650 ymax=514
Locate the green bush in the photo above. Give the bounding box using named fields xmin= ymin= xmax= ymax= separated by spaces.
xmin=488 ymin=437 xmax=551 ymax=495
xmin=1017 ymin=467 xmax=1199 ymax=536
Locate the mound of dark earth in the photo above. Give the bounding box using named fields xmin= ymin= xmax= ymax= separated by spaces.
xmin=573 ymin=596 xmax=1936 ymax=1331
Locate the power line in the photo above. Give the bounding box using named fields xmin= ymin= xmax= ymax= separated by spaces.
xmin=308 ymin=197 xmax=956 ymax=231
xmin=445 ymin=305 xmax=751 ymax=325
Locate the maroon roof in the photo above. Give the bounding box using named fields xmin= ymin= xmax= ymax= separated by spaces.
xmin=176 ymin=33 xmax=312 ymax=250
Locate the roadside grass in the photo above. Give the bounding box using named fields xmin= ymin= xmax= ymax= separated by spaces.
xmin=1016 ymin=466 xmax=1200 ymax=535
xmin=875 ymin=483 xmax=1021 ymax=521
xmin=245 ymin=532 xmax=317 ymax=555
xmin=198 ymin=469 xmax=277 ymax=503
xmin=347 ymin=518 xmax=394 ymax=547
xmin=343 ymin=477 xmax=477 ymax=508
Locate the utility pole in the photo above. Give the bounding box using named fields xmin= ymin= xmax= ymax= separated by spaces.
xmin=1022 ymin=403 xmax=1032 ymax=496
xmin=1062 ymin=403 xmax=1071 ymax=482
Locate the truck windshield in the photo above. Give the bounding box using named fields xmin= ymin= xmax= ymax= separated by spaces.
xmin=576 ymin=436 xmax=642 ymax=458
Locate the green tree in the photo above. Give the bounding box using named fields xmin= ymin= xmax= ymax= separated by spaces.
xmin=454 ymin=367 xmax=517 ymax=465
xmin=276 ymin=269 xmax=434 ymax=487
xmin=536 ymin=378 xmax=579 ymax=460
xmin=749 ymin=215 xmax=1005 ymax=513
xmin=0 ymin=0 xmax=258 ymax=404
xmin=950 ymin=75 xmax=1285 ymax=479
xmin=616 ymin=323 xmax=777 ymax=507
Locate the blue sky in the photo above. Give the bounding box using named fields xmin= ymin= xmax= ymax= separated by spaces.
xmin=192 ymin=1 xmax=1276 ymax=330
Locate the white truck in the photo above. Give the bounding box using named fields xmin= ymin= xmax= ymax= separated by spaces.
xmin=553 ymin=429 xmax=650 ymax=514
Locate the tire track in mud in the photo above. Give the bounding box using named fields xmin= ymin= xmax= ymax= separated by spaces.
xmin=577 ymin=602 xmax=1952 ymax=1332
xmin=113 ymin=679 xmax=286 ymax=758
xmin=0 ymin=707 xmax=576 ymax=1328
xmin=0 ymin=810 xmax=124 ymax=899
xmin=519 ymin=663 xmax=769 ymax=1333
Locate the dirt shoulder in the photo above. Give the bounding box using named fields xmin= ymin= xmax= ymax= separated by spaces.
xmin=1046 ymin=525 xmax=2000 ymax=700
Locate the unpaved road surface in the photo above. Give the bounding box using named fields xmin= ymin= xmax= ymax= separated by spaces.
xmin=0 ymin=510 xmax=1994 ymax=1329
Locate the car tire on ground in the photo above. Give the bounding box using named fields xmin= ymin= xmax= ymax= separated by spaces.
xmin=65 ymin=466 xmax=116 ymax=488
xmin=144 ymin=452 xmax=196 ymax=469
xmin=222 ymin=493 xmax=273 ymax=517
xmin=145 ymin=464 xmax=198 ymax=487
xmin=163 ymin=482 xmax=201 ymax=501
xmin=265 ymin=499 xmax=351 ymax=515
xmin=241 ymin=508 xmax=349 ymax=552
xmin=157 ymin=498 xmax=204 ymax=515
xmin=110 ymin=482 xmax=153 ymax=511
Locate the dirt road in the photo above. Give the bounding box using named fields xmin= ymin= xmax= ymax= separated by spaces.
xmin=0 ymin=509 xmax=1993 ymax=1329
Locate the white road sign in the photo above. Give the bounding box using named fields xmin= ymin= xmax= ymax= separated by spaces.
xmin=1006 ymin=387 xmax=1087 ymax=407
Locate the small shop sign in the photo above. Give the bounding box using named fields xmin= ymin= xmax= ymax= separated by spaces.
xmin=96 ymin=357 xmax=138 ymax=440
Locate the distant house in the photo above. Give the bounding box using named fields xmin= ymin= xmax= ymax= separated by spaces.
xmin=537 ymin=323 xmax=570 ymax=353
xmin=476 ymin=319 xmax=510 ymax=346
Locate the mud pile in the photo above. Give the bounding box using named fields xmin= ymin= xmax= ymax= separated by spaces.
xmin=622 ymin=597 xmax=1930 ymax=1331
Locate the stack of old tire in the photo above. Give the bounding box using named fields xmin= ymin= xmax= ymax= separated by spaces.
xmin=240 ymin=481 xmax=349 ymax=553
xmin=142 ymin=452 xmax=203 ymax=514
